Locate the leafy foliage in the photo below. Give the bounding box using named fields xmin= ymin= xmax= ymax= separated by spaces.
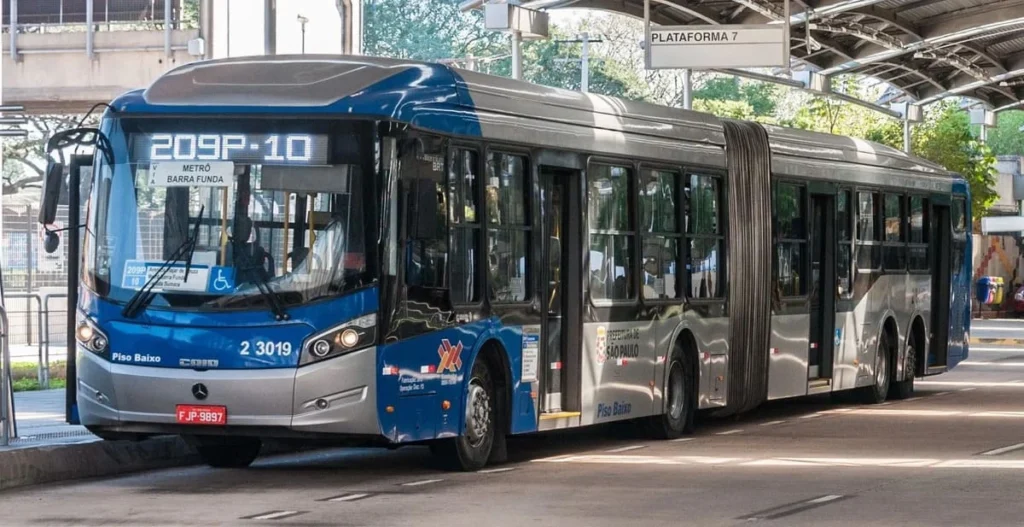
xmin=986 ymin=110 xmax=1024 ymax=156
xmin=2 ymin=115 xmax=96 ymax=197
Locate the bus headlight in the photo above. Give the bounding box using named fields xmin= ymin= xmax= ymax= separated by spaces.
xmin=301 ymin=313 xmax=376 ymax=366
xmin=76 ymin=312 xmax=109 ymax=355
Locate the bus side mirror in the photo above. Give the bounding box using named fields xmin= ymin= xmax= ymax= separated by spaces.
xmin=408 ymin=178 xmax=440 ymax=240
xmin=38 ymin=160 xmax=64 ymax=225
xmin=43 ymin=230 xmax=60 ymax=254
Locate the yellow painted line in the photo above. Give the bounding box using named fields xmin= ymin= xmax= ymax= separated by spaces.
xmin=540 ymin=411 xmax=582 ymax=420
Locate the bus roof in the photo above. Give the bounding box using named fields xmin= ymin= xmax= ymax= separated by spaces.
xmin=116 ymin=54 xmax=953 ymax=178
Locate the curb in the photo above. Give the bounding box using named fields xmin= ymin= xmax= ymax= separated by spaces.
xmin=0 ymin=436 xmax=199 ymax=492
xmin=0 ymin=436 xmax=304 ymax=492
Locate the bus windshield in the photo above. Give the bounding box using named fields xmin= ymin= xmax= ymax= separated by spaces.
xmin=84 ymin=117 xmax=375 ymax=312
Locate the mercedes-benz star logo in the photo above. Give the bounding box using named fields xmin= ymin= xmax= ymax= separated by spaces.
xmin=191 ymin=383 xmax=209 ymax=401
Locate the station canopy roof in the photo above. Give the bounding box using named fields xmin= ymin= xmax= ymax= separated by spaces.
xmin=513 ymin=0 xmax=1024 ymax=114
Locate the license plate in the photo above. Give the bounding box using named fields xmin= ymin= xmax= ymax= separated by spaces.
xmin=175 ymin=405 xmax=227 ymax=425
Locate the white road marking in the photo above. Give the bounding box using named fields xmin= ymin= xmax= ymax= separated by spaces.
xmin=918 ymin=381 xmax=1024 ymax=388
xmin=969 ymin=347 xmax=1024 ymax=352
xmin=980 ymin=442 xmax=1024 ymax=456
xmin=605 ymin=444 xmax=646 ymax=453
xmin=479 ymin=467 xmax=517 ymax=474
xmin=534 ymin=454 xmax=1024 ymax=470
xmin=760 ymin=420 xmax=786 ymax=426
xmin=717 ymin=429 xmax=744 ymax=435
xmin=931 ymin=391 xmax=952 ymax=397
xmin=961 ymin=361 xmax=1024 ymax=367
xmin=671 ymin=437 xmax=695 ymax=443
xmin=402 ymin=478 xmax=445 ymax=487
xmin=800 ymin=413 xmax=823 ymax=419
xmin=327 ymin=493 xmax=371 ymax=502
xmin=808 ymin=494 xmax=844 ymax=504
xmin=250 ymin=511 xmax=302 ymax=520
xmin=961 ymin=387 xmax=977 ymax=392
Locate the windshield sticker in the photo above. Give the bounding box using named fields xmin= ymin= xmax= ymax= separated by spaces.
xmin=149 ymin=161 xmax=234 ymax=188
xmin=121 ymin=260 xmax=210 ymax=292
xmin=208 ymin=267 xmax=236 ymax=293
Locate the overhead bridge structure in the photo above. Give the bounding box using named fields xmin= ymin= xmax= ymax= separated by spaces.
xmin=490 ymin=0 xmax=1024 ymax=116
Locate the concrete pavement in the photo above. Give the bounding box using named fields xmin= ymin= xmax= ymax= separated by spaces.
xmin=3 ymin=346 xmax=1024 ymax=525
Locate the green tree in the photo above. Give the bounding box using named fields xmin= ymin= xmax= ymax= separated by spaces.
xmin=694 ymin=75 xmax=778 ymax=116
xmin=986 ymin=110 xmax=1024 ymax=156
xmin=2 ymin=115 xmax=94 ymax=197
xmin=913 ymin=102 xmax=998 ymax=216
xmin=363 ymin=0 xmax=506 ymax=62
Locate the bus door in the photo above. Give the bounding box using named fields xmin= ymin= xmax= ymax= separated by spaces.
xmin=539 ymin=166 xmax=582 ymax=415
xmin=808 ymin=188 xmax=837 ymax=382
xmin=928 ymin=202 xmax=952 ymax=371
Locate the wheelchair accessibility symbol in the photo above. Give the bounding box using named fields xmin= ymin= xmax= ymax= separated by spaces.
xmin=208 ymin=267 xmax=236 ymax=293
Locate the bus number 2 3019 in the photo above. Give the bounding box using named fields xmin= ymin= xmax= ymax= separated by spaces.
xmin=240 ymin=341 xmax=293 ymax=357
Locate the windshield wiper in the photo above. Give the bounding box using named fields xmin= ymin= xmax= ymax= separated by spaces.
xmin=233 ymin=249 xmax=289 ymax=321
xmin=121 ymin=206 xmax=204 ymax=319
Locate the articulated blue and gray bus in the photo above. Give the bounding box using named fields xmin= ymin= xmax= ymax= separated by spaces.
xmin=40 ymin=56 xmax=972 ymax=470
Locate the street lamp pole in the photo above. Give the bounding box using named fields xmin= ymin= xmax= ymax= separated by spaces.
xmin=297 ymin=15 xmax=308 ymax=54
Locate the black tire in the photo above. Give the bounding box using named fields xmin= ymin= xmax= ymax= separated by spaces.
xmin=858 ymin=332 xmax=892 ymax=404
xmin=196 ymin=438 xmax=262 ymax=468
xmin=431 ymin=358 xmax=496 ymax=471
xmin=890 ymin=331 xmax=917 ymax=400
xmin=647 ymin=348 xmax=694 ymax=439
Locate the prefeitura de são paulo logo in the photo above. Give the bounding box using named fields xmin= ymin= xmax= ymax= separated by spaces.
xmin=438 ymin=339 xmax=464 ymax=374
xmin=595 ymin=326 xmax=608 ymax=364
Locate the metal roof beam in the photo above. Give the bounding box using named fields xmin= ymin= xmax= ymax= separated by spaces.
xmin=820 ymin=0 xmax=1024 ymax=74
xmin=916 ymin=52 xmax=1024 ymax=105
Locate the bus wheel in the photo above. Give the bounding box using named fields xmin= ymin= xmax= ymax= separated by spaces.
xmin=647 ymin=349 xmax=692 ymax=439
xmin=431 ymin=359 xmax=495 ymax=471
xmin=859 ymin=333 xmax=891 ymax=404
xmin=196 ymin=438 xmax=262 ymax=468
xmin=890 ymin=333 xmax=916 ymax=400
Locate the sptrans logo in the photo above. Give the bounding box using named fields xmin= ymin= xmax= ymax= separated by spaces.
xmin=437 ymin=339 xmax=464 ymax=374
xmin=595 ymin=326 xmax=608 ymax=364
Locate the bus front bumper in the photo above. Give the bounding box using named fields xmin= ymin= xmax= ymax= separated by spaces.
xmin=76 ymin=346 xmax=382 ymax=438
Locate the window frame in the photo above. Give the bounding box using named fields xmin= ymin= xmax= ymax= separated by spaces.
xmin=684 ymin=170 xmax=727 ymax=303
xmin=882 ymin=192 xmax=908 ymax=272
xmin=638 ymin=163 xmax=684 ymax=304
xmin=854 ymin=188 xmax=883 ymax=273
xmin=837 ymin=187 xmax=855 ymax=300
xmin=484 ymin=146 xmax=534 ymax=306
xmin=773 ymin=178 xmax=809 ymax=301
xmin=907 ymin=194 xmax=930 ymax=274
xmin=447 ymin=140 xmax=485 ymax=308
xmin=586 ymin=156 xmax=639 ymax=307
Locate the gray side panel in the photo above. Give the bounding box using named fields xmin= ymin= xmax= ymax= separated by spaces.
xmin=581 ymin=321 xmax=657 ymax=425
xmin=767 ymin=314 xmax=810 ymax=400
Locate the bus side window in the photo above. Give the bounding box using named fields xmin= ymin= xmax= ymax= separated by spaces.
xmin=402 ymin=138 xmax=448 ymax=293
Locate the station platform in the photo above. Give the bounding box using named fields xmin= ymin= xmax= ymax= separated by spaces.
xmin=4 ymin=389 xmax=94 ymax=450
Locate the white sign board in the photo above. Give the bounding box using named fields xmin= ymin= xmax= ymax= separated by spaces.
xmin=647 ymin=25 xmax=789 ymax=69
xmin=149 ymin=161 xmax=234 ymax=188
xmin=122 ymin=260 xmax=209 ymax=292
xmin=38 ymin=222 xmax=64 ymax=272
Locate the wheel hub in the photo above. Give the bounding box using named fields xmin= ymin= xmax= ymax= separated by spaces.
xmin=668 ymin=362 xmax=685 ymax=420
xmin=465 ymin=382 xmax=491 ymax=447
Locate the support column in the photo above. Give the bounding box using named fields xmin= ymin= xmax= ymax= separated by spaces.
xmin=903 ymin=120 xmax=912 ymax=154
xmin=199 ymin=0 xmax=212 ymax=58
xmin=581 ymin=32 xmax=590 ymax=93
xmin=264 ymin=0 xmax=276 ymax=56
xmin=511 ymin=30 xmax=523 ymax=80
xmin=9 ymin=0 xmax=17 ymax=62
xmin=164 ymin=0 xmax=172 ymax=57
xmin=85 ymin=0 xmax=94 ymax=59
xmin=683 ymin=69 xmax=693 ymax=110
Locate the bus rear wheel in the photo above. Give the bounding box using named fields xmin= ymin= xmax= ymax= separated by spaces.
xmin=859 ymin=333 xmax=891 ymax=404
xmin=195 ymin=438 xmax=262 ymax=469
xmin=890 ymin=333 xmax=916 ymax=400
xmin=431 ymin=358 xmax=495 ymax=471
xmin=647 ymin=348 xmax=694 ymax=439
